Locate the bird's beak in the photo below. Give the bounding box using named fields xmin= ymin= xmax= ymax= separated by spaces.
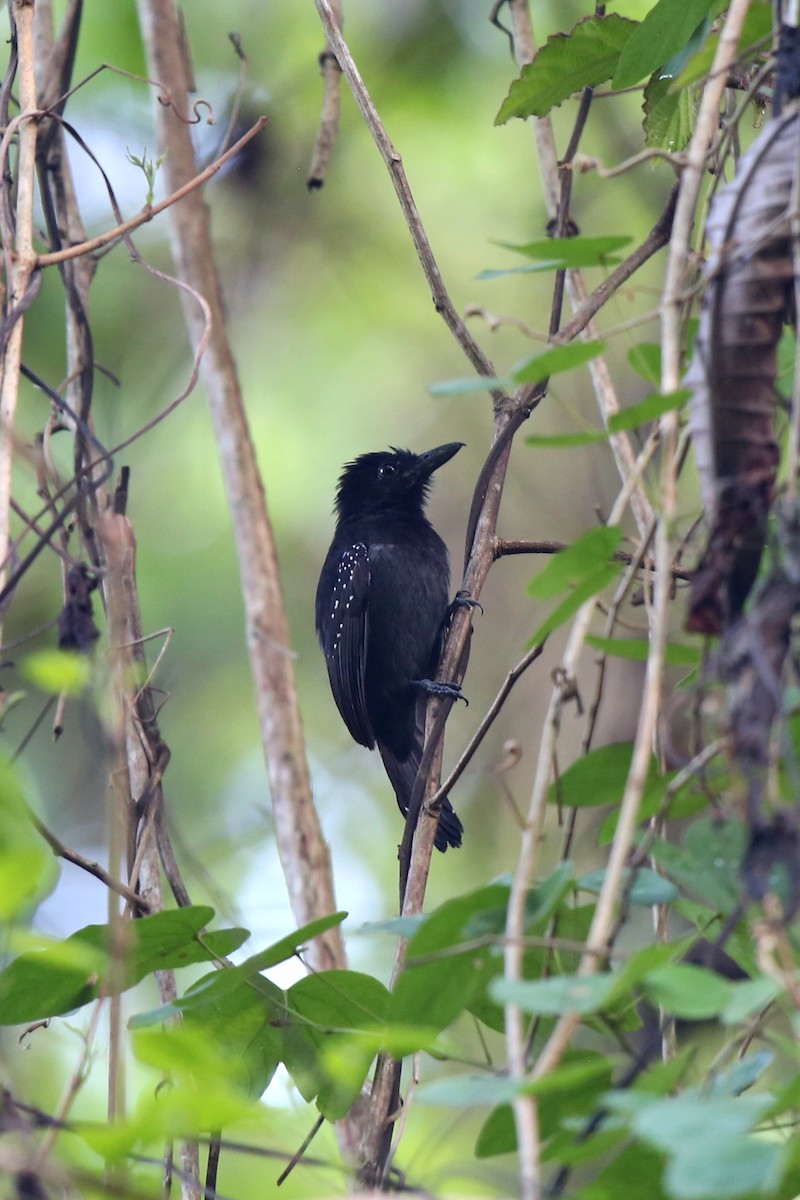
xmin=418 ymin=442 xmax=464 ymax=477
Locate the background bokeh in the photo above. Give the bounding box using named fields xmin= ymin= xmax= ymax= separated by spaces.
xmin=1 ymin=0 xmax=689 ymax=1193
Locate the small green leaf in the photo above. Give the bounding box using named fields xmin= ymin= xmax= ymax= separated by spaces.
xmin=493 ymin=234 xmax=633 ymax=268
xmin=586 ymin=635 xmax=700 ymax=666
xmin=607 ymin=389 xmax=689 ymax=432
xmin=238 ymin=912 xmax=347 ymax=973
xmin=643 ymin=72 xmax=697 ymax=153
xmin=0 ymin=760 xmax=57 ymax=918
xmin=707 ymin=1050 xmax=773 ymax=1098
xmin=531 ymin=564 xmax=620 ymax=643
xmin=526 ymin=429 xmax=607 ymax=448
xmin=491 ymin=971 xmax=616 ymax=1015
xmin=628 ymin=342 xmax=661 ymax=385
xmin=550 ymin=742 xmax=635 ymax=809
xmin=578 ymin=866 xmax=677 ymax=906
xmin=428 ymin=375 xmax=514 ymax=397
xmin=650 ymin=817 xmax=745 ymax=914
xmin=417 ymin=1074 xmax=520 ymax=1108
xmin=512 ymin=339 xmax=605 ymax=384
xmin=642 ymin=963 xmax=733 ymax=1019
xmin=721 ymin=976 xmax=781 ymax=1025
xmin=612 ymin=0 xmax=717 ymax=89
xmin=356 ymin=915 xmax=426 ymax=938
xmin=529 ymin=526 xmax=621 ymax=600
xmin=496 ymin=14 xmax=638 ymax=122
xmin=21 ymin=649 xmax=92 ymax=696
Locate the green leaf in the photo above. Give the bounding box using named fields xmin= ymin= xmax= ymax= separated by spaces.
xmin=549 ymin=742 xmax=661 ymax=811
xmin=0 ymin=906 xmax=249 ymax=1024
xmin=237 ymin=911 xmax=348 ymax=973
xmin=607 ymin=389 xmax=690 ymax=432
xmin=526 ymin=430 xmax=608 ymax=448
xmin=0 ymin=760 xmax=56 ymax=919
xmin=674 ymin=2 xmax=772 ymax=89
xmin=530 ymin=563 xmax=620 ymax=643
xmin=355 ymin=915 xmax=426 ymax=939
xmin=496 ymin=14 xmax=637 ymax=123
xmin=493 ymin=234 xmax=633 ymax=268
xmin=628 ymin=342 xmax=661 ymax=386
xmin=491 ymin=971 xmax=616 ymax=1015
xmin=578 ymin=866 xmax=677 ymax=906
xmin=643 ymin=71 xmax=697 ymax=153
xmin=580 ymin=1142 xmax=672 ymax=1200
xmin=529 ymin=525 xmax=621 ymax=600
xmin=613 ymin=1091 xmax=781 ymax=1200
xmin=20 ymin=649 xmax=92 ymax=697
xmin=707 ymin=1050 xmax=773 ymax=1098
xmin=512 ymin=339 xmax=605 ymax=384
xmin=179 ymin=971 xmax=284 ymax=1100
xmin=612 ymin=0 xmax=717 ymax=89
xmin=287 ymin=969 xmax=390 ymax=1032
xmin=475 ymin=1104 xmax=517 ymax=1158
xmin=721 ymin=976 xmax=781 ymax=1025
xmin=417 ymin=1073 xmax=520 ymax=1108
xmin=586 ymin=635 xmax=700 ymax=666
xmin=391 ymin=883 xmax=511 ymax=1035
xmin=428 ymin=375 xmax=514 ymax=397
xmin=642 ymin=963 xmax=732 ymax=1019
xmin=650 ymin=817 xmax=745 ymax=914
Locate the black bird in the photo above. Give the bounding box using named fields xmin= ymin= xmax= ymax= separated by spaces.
xmin=316 ymin=443 xmax=465 ymax=851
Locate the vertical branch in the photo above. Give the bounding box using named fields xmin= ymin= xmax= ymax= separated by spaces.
xmin=133 ymin=0 xmax=366 ymax=1168
xmin=0 ymin=1 xmax=38 ymax=619
xmin=134 ymin=0 xmax=345 ymax=977
xmin=503 ymin=14 xmax=755 ymax=1199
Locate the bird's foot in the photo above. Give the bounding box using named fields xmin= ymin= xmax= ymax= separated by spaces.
xmin=448 ymin=589 xmax=483 ymax=619
xmin=413 ymin=678 xmax=469 ymax=706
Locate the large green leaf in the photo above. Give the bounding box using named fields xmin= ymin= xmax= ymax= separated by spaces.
xmin=283 ymin=970 xmax=392 ymax=1119
xmin=496 ymin=14 xmax=637 ymax=122
xmin=608 ymin=1090 xmax=781 ymax=1200
xmin=390 ymin=883 xmax=509 ymax=1034
xmin=0 ymin=906 xmax=249 ymax=1024
xmin=612 ymin=0 xmax=717 ymax=89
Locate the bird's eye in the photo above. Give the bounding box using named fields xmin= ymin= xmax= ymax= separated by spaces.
xmin=378 ymin=462 xmax=396 ymax=478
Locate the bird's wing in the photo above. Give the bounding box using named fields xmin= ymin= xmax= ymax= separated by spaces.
xmin=321 ymin=542 xmax=375 ymax=749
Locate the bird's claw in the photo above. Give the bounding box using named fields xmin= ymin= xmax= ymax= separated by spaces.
xmin=414 ymin=678 xmax=469 ymax=706
xmin=449 ymin=589 xmax=483 ymax=618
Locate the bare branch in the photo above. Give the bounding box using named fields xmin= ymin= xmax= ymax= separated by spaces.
xmin=35 ymin=118 xmax=267 ymax=268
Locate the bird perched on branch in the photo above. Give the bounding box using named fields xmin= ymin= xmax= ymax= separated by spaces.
xmin=316 ymin=443 xmax=465 ymax=851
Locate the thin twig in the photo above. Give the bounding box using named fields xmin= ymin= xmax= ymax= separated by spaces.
xmin=312 ymin=0 xmax=504 ymax=399
xmin=35 ymin=118 xmax=267 ymax=268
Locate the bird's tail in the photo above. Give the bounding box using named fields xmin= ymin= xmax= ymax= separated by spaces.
xmin=378 ymin=737 xmax=463 ymax=852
